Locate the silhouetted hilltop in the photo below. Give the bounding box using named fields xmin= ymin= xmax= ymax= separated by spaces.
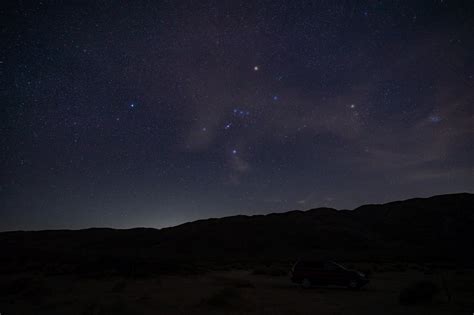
xmin=156 ymin=193 xmax=473 ymax=261
xmin=1 ymin=193 xmax=473 ymax=275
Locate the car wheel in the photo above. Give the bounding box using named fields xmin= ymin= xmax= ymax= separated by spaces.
xmin=348 ymin=279 xmax=358 ymax=289
xmin=302 ymin=278 xmax=311 ymax=289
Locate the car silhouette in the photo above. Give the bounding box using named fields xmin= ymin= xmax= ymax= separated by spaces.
xmin=290 ymin=260 xmax=369 ymax=289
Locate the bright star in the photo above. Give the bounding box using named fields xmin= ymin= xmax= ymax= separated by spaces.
xmin=429 ymin=115 xmax=442 ymax=123
xmin=273 ymin=96 xmax=278 ymax=101
xmin=224 ymin=123 xmax=232 ymax=130
xmin=232 ymin=149 xmax=237 ymax=155
xmin=254 ymin=66 xmax=259 ymax=71
xmin=130 ymin=103 xmax=135 ymax=108
xmin=350 ymin=104 xmax=355 ymax=109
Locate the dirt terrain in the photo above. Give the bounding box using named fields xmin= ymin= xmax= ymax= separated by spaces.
xmin=1 ymin=264 xmax=473 ymax=315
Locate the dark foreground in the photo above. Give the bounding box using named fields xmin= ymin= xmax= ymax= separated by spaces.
xmin=1 ymin=263 xmax=473 ymax=315
xmin=1 ymin=194 xmax=473 ymax=313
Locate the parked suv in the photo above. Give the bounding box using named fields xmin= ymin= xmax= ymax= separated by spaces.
xmin=290 ymin=260 xmax=369 ymax=289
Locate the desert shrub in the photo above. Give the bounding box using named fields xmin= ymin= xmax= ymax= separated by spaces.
xmin=423 ymin=268 xmax=436 ymax=275
xmin=0 ymin=277 xmax=33 ymax=295
xmin=236 ymin=262 xmax=251 ymax=270
xmin=111 ymin=279 xmax=128 ymax=292
xmin=394 ymin=263 xmax=407 ymax=272
xmin=176 ymin=263 xmax=207 ymax=275
xmin=233 ymin=280 xmax=255 ymax=288
xmin=214 ymin=261 xmax=254 ymax=271
xmin=399 ymin=280 xmax=439 ymax=305
xmin=82 ymin=297 xmax=136 ymax=315
xmin=200 ymin=287 xmax=242 ymax=308
xmin=411 ymin=264 xmax=424 ymax=271
xmin=135 ymin=294 xmax=152 ymax=304
xmin=252 ymin=265 xmax=288 ymax=277
xmin=252 ymin=267 xmax=267 ymax=275
xmin=0 ymin=276 xmax=50 ymax=298
xmin=213 ymin=276 xmax=255 ymax=288
xmin=269 ymin=266 xmax=288 ymax=276
xmin=433 ymin=263 xmax=454 ymax=270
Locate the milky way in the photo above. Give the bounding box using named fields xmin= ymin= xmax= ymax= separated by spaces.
xmin=2 ymin=1 xmax=473 ymax=230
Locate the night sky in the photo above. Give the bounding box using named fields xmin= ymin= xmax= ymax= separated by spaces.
xmin=2 ymin=1 xmax=473 ymax=231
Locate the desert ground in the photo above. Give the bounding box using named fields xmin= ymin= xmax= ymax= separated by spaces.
xmin=1 ymin=263 xmax=473 ymax=315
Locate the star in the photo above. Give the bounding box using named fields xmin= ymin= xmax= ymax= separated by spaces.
xmin=429 ymin=115 xmax=442 ymax=123
xmin=4 ymin=0 xmax=471 ymax=235
xmin=233 ymin=108 xmax=250 ymax=117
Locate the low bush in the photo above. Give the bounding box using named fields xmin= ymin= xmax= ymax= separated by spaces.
xmin=0 ymin=276 xmax=51 ymax=298
xmin=81 ymin=297 xmax=135 ymax=315
xmin=213 ymin=276 xmax=255 ymax=288
xmin=399 ymin=280 xmax=439 ymax=305
xmin=252 ymin=265 xmax=288 ymax=277
xmin=200 ymin=287 xmax=242 ymax=308
xmin=111 ymin=279 xmax=128 ymax=292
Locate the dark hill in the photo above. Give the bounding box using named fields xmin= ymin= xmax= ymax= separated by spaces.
xmin=1 ymin=193 xmax=473 ymax=275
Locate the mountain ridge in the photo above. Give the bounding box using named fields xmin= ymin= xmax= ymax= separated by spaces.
xmin=0 ymin=193 xmax=472 ymax=275
xmin=1 ymin=192 xmax=471 ymax=234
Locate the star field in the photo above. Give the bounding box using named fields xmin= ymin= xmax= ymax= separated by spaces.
xmin=1 ymin=0 xmax=473 ymax=230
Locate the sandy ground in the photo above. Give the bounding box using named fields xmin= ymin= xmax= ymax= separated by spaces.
xmin=1 ymin=267 xmax=473 ymax=314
